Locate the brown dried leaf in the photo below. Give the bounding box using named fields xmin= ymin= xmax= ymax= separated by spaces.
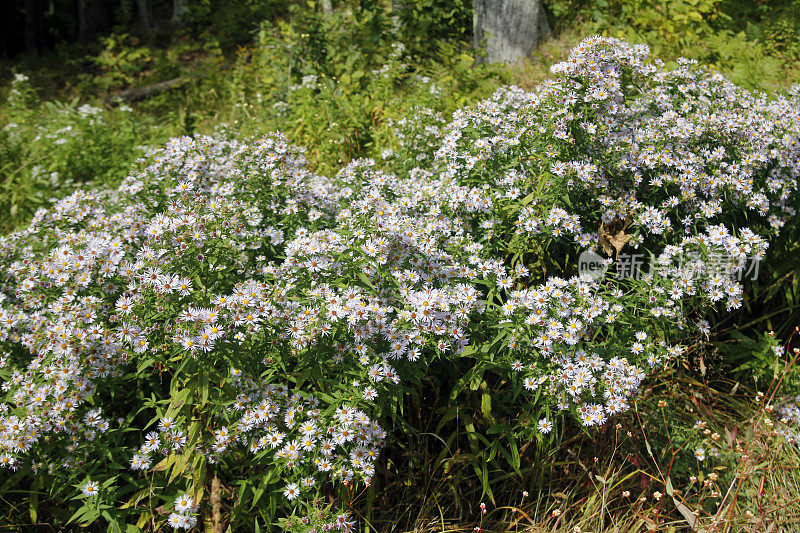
xmin=598 ymin=217 xmax=633 ymax=257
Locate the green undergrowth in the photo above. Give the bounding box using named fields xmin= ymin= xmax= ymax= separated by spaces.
xmin=543 ymin=0 xmax=800 ymax=91
xmin=0 ymin=5 xmax=507 ymax=231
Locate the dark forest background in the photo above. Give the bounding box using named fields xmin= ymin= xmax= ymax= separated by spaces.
xmin=1 ymin=0 xmax=291 ymax=58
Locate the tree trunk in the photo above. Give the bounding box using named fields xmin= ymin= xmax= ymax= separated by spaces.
xmin=390 ymin=0 xmax=403 ymax=32
xmin=77 ymin=0 xmax=88 ymax=43
xmin=24 ymin=0 xmax=41 ymax=58
xmin=172 ymin=0 xmax=187 ymax=22
xmin=108 ymin=76 xmax=193 ymax=105
xmin=119 ymin=0 xmax=130 ymax=23
xmin=78 ymin=0 xmax=108 ymax=42
xmin=472 ymin=0 xmax=551 ymax=64
xmin=320 ymin=0 xmax=333 ymax=15
xmin=136 ymin=0 xmax=153 ymax=33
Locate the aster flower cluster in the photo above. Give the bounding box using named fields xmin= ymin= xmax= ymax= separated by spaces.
xmin=0 ymin=129 xmax=486 ymax=527
xmin=1 ymin=37 xmax=799 ymax=530
xmin=386 ymin=35 xmax=796 ymax=431
xmin=491 ymin=224 xmax=767 ymax=426
xmin=431 ymin=38 xmax=800 ymax=247
xmin=168 ymin=494 xmax=198 ymax=530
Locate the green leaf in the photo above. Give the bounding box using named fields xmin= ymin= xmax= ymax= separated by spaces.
xmin=166 ymin=388 xmax=191 ymax=419
xmin=29 ymin=483 xmax=39 ymax=523
xmin=152 ymin=453 xmax=178 ymax=472
xmin=169 ymin=452 xmax=191 ymax=484
xmin=357 ymin=271 xmax=375 ymax=290
xmin=103 ymin=512 xmax=122 ymax=533
xmin=135 ymin=512 xmax=151 ymax=529
xmin=486 ymin=423 xmax=510 ymax=435
xmin=250 ymin=471 xmax=274 ymax=510
xmin=480 ymin=390 xmax=492 ymax=418
xmin=509 ymin=439 xmax=521 ymax=471
xmin=68 ymin=505 xmax=90 ymax=525
xmin=200 ymin=369 xmax=210 ymax=404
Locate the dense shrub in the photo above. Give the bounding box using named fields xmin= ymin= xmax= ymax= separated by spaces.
xmin=2 ymin=37 xmax=800 ymax=530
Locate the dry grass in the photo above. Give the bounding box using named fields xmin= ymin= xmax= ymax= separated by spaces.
xmin=362 ymin=332 xmax=800 ymax=533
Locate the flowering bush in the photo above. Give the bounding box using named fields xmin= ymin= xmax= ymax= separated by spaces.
xmin=1 ymin=37 xmax=800 ymax=530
